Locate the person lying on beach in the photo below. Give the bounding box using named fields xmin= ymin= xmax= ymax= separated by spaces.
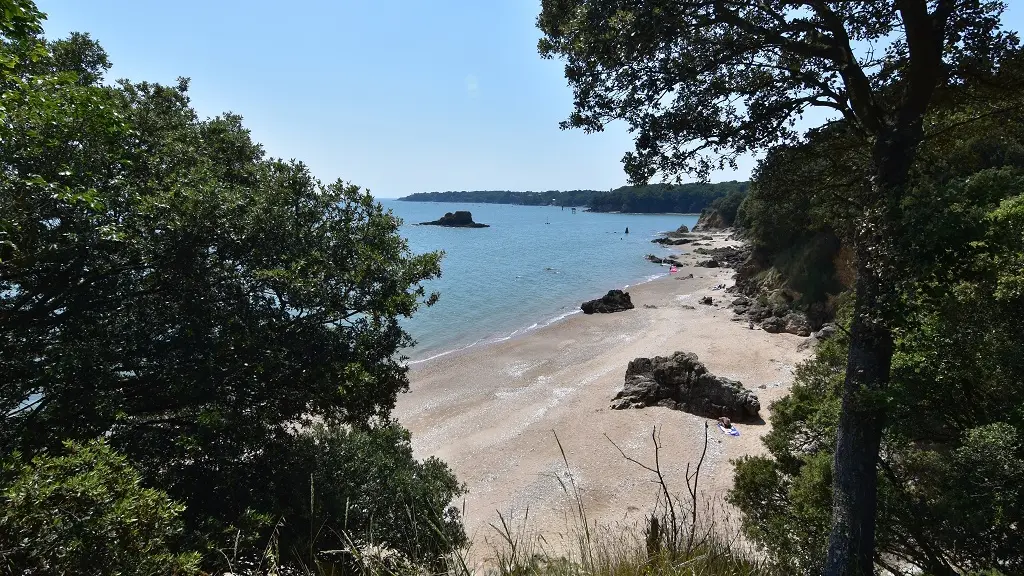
xmin=718 ymin=416 xmax=740 ymax=436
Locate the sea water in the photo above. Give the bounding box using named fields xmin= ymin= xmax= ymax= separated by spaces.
xmin=381 ymin=200 xmax=699 ymax=363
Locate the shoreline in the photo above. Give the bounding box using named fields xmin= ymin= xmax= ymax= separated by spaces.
xmin=394 ymin=231 xmax=812 ymax=559
xmin=404 ymin=269 xmax=669 ymax=366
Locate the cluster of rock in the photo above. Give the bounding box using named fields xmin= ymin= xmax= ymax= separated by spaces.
xmin=692 ymin=246 xmax=748 ymax=269
xmin=646 ymin=254 xmax=686 ymax=267
xmin=581 ymin=289 xmax=634 ymax=314
xmin=652 ymin=237 xmax=693 ymax=246
xmin=610 ymin=352 xmax=761 ymax=421
xmin=651 ymin=226 xmax=713 ymax=246
xmin=419 ymin=211 xmax=489 ymax=228
xmin=727 ymin=291 xmax=840 ymax=339
xmin=645 ymin=224 xmax=839 ymax=343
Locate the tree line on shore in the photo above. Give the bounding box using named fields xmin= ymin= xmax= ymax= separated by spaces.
xmin=399 ymin=181 xmax=748 ymax=213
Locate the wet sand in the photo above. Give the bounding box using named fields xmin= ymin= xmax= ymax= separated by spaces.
xmin=394 ymin=232 xmax=812 ymax=557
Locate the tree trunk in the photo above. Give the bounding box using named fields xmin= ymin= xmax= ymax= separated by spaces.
xmin=824 ymin=130 xmax=916 ymax=576
xmin=823 ymin=265 xmax=893 ymax=575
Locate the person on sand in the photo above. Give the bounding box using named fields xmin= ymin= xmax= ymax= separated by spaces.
xmin=718 ymin=416 xmax=740 ymax=436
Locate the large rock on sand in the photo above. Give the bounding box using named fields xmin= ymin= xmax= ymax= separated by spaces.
xmin=610 ymin=352 xmax=761 ymax=421
xmin=581 ymin=290 xmax=634 ymax=314
xmin=761 ymin=311 xmax=812 ymax=337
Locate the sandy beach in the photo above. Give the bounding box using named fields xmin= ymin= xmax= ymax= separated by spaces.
xmin=395 ymin=232 xmax=812 ymax=556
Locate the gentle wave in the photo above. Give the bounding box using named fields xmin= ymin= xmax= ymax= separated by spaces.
xmin=406 ymin=272 xmax=668 ymax=367
xmin=407 ymin=310 xmax=576 ymax=366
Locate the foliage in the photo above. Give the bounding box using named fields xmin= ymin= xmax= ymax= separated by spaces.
xmin=0 ymin=10 xmax=458 ymax=572
xmin=538 ymin=0 xmax=1017 ymax=181
xmin=702 ymin=190 xmax=746 ymax=226
xmin=725 ymin=42 xmax=1024 ymax=576
xmin=587 ymin=181 xmax=747 ymax=213
xmin=539 ymin=4 xmax=1021 ymax=570
xmin=269 ymin=422 xmax=467 ymax=569
xmin=0 ymin=440 xmax=200 ymax=575
xmin=730 ymin=180 xmax=1024 ymax=574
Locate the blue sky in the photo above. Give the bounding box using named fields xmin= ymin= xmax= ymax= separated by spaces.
xmin=37 ymin=1 xmax=1024 ymax=198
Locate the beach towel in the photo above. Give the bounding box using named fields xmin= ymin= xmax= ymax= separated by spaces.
xmin=718 ymin=423 xmax=740 ymax=436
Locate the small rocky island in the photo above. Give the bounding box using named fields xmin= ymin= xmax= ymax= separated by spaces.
xmin=581 ymin=290 xmax=634 ymax=314
xmin=611 ymin=351 xmax=761 ymax=421
xmin=419 ymin=211 xmax=489 ymax=228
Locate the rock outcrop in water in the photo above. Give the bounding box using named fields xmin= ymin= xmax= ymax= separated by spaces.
xmin=610 ymin=352 xmax=761 ymax=421
xmin=419 ymin=211 xmax=489 ymax=228
xmin=581 ymin=290 xmax=634 ymax=314
xmin=652 ymin=237 xmax=692 ymax=246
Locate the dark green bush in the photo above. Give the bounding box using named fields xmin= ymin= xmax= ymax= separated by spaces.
xmin=268 ymin=422 xmax=467 ymax=569
xmin=0 ymin=440 xmax=200 ymax=575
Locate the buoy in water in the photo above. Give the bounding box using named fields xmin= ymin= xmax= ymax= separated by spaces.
xmin=625 ymin=227 xmax=629 ymax=234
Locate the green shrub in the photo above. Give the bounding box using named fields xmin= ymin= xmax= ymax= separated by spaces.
xmin=267 ymin=422 xmax=467 ymax=570
xmin=0 ymin=440 xmax=200 ymax=575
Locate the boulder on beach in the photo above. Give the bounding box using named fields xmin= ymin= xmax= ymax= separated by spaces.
xmin=814 ymin=323 xmax=838 ymax=340
xmin=419 ymin=211 xmax=489 ymax=228
xmin=581 ymin=290 xmax=634 ymax=314
xmin=798 ymin=322 xmax=841 ymax=351
xmin=610 ymin=352 xmax=761 ymax=421
xmin=693 ymin=245 xmax=748 ymax=268
xmin=761 ymin=311 xmax=812 ymax=337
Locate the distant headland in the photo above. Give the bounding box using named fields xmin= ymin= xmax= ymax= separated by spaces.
xmin=397 ymin=181 xmax=749 ymax=214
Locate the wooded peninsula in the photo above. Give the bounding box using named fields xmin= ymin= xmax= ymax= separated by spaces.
xmin=399 ymin=181 xmax=749 ymax=213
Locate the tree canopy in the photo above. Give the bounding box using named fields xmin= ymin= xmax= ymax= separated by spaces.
xmin=1 ymin=6 xmax=464 ymax=571
xmin=730 ymin=91 xmax=1024 ymax=574
xmin=539 ymin=1 xmax=1021 ymax=574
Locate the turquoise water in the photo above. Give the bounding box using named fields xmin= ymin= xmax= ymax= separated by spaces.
xmin=382 ymin=200 xmax=699 ymax=362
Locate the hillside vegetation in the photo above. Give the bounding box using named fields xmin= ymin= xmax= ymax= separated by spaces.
xmin=538 ymin=0 xmax=1024 ymax=573
xmin=722 ymin=50 xmax=1024 ymax=576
